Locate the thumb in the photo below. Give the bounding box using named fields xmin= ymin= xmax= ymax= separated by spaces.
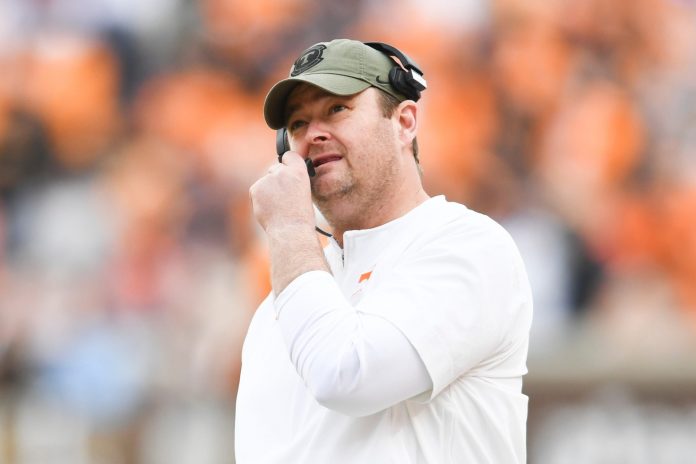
xmin=281 ymin=151 xmax=315 ymax=177
xmin=280 ymin=150 xmax=306 ymax=169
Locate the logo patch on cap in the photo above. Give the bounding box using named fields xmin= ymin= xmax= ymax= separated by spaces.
xmin=291 ymin=44 xmax=327 ymax=76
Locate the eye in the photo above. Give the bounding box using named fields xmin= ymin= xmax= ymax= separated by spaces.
xmin=288 ymin=119 xmax=307 ymax=133
xmin=329 ymin=104 xmax=346 ymax=114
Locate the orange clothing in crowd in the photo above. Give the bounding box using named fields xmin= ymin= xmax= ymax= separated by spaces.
xmin=21 ymin=34 xmax=122 ymax=170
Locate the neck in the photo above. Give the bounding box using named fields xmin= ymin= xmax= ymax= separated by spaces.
xmin=321 ymin=183 xmax=429 ymax=248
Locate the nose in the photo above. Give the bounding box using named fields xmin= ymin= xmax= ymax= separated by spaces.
xmin=288 ymin=120 xmax=331 ymax=156
xmin=305 ymin=120 xmax=331 ymax=145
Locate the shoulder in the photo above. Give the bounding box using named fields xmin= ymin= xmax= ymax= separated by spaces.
xmin=418 ymin=198 xmax=519 ymax=255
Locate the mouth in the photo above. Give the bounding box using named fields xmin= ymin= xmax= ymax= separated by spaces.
xmin=311 ymin=154 xmax=342 ymax=169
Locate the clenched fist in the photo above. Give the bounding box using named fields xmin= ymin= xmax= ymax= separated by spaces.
xmin=250 ymin=151 xmax=316 ymax=233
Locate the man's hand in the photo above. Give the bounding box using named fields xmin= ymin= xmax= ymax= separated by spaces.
xmin=250 ymin=151 xmax=315 ymax=233
xmin=250 ymin=151 xmax=329 ymax=295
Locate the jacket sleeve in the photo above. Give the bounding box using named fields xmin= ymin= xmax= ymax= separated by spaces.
xmin=274 ymin=270 xmax=433 ymax=417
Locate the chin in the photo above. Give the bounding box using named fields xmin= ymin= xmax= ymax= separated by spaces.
xmin=312 ymin=181 xmax=353 ymax=204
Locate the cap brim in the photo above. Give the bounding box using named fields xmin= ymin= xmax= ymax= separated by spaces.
xmin=263 ymin=74 xmax=372 ymax=129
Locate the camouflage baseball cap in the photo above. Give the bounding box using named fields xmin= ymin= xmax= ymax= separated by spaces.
xmin=263 ymin=39 xmax=408 ymax=129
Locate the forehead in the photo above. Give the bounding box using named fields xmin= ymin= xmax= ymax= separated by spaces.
xmin=286 ymin=84 xmax=336 ymax=110
xmin=284 ymin=84 xmax=377 ymax=122
xmin=284 ymin=85 xmax=327 ymax=123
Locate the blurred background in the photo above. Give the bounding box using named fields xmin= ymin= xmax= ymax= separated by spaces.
xmin=0 ymin=0 xmax=695 ymax=462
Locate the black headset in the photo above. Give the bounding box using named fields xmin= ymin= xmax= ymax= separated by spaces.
xmin=277 ymin=40 xmax=427 ymax=162
xmin=363 ymin=41 xmax=427 ymax=102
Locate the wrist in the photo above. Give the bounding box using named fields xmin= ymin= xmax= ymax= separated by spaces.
xmin=266 ymin=222 xmax=329 ymax=296
xmin=265 ymin=221 xmax=317 ymax=240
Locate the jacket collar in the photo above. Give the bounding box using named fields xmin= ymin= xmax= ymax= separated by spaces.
xmin=326 ymin=195 xmax=453 ymax=266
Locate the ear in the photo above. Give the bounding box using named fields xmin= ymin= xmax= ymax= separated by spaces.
xmin=395 ymin=100 xmax=418 ymax=151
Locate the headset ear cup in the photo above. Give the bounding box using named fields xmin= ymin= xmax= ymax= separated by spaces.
xmin=388 ymin=67 xmax=419 ymax=101
xmin=276 ymin=128 xmax=289 ymax=161
xmin=364 ymin=41 xmax=426 ymax=101
xmin=388 ymin=67 xmax=403 ymax=92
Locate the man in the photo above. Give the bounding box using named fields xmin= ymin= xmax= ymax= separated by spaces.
xmin=236 ymin=38 xmax=533 ymax=463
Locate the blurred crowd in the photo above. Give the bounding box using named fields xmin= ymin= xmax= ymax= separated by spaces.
xmin=0 ymin=0 xmax=695 ymax=462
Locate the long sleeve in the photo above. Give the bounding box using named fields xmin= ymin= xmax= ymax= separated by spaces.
xmin=274 ymin=270 xmax=432 ymax=417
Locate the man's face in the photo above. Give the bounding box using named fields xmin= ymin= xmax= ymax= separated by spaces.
xmin=285 ymin=85 xmax=402 ymax=209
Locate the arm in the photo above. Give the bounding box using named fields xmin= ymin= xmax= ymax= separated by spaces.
xmin=265 ymin=223 xmax=329 ymax=295
xmin=275 ymin=271 xmax=432 ymax=417
xmin=270 ymin=217 xmax=531 ymax=413
xmin=249 ymin=151 xmax=329 ymax=294
xmin=249 ymin=152 xmax=432 ymax=415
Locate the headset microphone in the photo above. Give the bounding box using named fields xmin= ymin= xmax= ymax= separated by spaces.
xmin=306 ymin=159 xmax=316 ymax=177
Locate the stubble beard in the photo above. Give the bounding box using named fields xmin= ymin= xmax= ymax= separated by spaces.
xmin=311 ymin=167 xmax=353 ymax=203
xmin=310 ymin=166 xmax=356 ymax=221
xmin=311 ymin=152 xmax=399 ymax=232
